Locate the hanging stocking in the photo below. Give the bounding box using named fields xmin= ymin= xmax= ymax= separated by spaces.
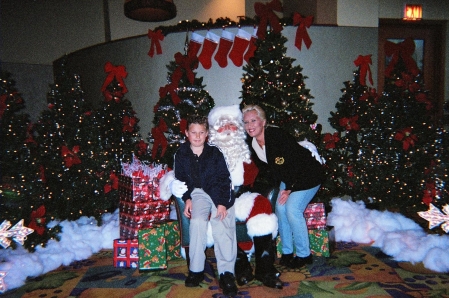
xmin=214 ymin=30 xmax=234 ymax=68
xmin=229 ymin=28 xmax=251 ymax=67
xmin=198 ymin=31 xmax=220 ymax=69
xmin=244 ymin=27 xmax=258 ymax=63
xmin=187 ymin=32 xmax=204 ymax=58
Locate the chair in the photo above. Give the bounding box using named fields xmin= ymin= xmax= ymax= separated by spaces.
xmin=173 ymin=186 xmax=279 ymax=263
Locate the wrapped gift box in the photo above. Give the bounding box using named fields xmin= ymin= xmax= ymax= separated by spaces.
xmin=164 ymin=220 xmax=182 ymax=261
xmin=138 ymin=225 xmax=167 ymax=270
xmin=304 ymin=202 xmax=327 ymax=230
xmin=113 ymin=238 xmax=139 ymax=268
xmin=276 ymin=229 xmax=330 ymax=258
xmin=119 ymin=200 xmax=171 ymax=215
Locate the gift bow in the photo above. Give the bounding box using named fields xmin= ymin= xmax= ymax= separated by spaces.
xmin=28 ymin=205 xmax=46 ymax=236
xmin=394 ymin=127 xmax=417 ymax=150
xmin=159 ymin=83 xmax=181 ymax=106
xmin=104 ymin=172 xmax=119 ymax=194
xmin=293 ymin=13 xmax=313 ymax=50
xmin=418 ymin=203 xmax=449 ymax=233
xmin=148 ymin=29 xmax=164 ymax=58
xmin=354 ymin=54 xmax=374 ymax=86
xmin=384 ymin=37 xmax=420 ymax=77
xmin=254 ymin=0 xmax=283 ymax=40
xmin=101 ymin=62 xmax=128 ymax=93
xmin=151 ymin=118 xmax=168 ymax=159
xmin=171 ymin=52 xmax=198 ymax=86
xmin=61 ymin=145 xmax=81 ymax=168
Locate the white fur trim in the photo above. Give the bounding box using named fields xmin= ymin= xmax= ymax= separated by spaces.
xmin=247 ymin=213 xmax=278 ymax=239
xmin=221 ymin=30 xmax=235 ymax=41
xmin=206 ymin=222 xmax=214 ymax=247
xmin=208 ymin=104 xmax=242 ymax=127
xmin=234 ymin=192 xmax=258 ymax=221
xmin=237 ymin=28 xmax=252 ymax=40
xmin=159 ymin=171 xmax=175 ymax=201
xmin=190 ymin=32 xmax=204 ymax=44
xmin=230 ymin=159 xmax=244 ymax=186
xmin=205 ymin=31 xmax=220 ymax=43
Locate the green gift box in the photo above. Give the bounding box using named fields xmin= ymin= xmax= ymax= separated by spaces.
xmin=138 ymin=225 xmax=167 ymax=270
xmin=276 ymin=229 xmax=330 ymax=258
xmin=164 ymin=220 xmax=182 ymax=261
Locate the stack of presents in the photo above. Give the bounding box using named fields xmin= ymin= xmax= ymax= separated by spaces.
xmin=276 ymin=202 xmax=330 ymax=258
xmin=113 ymin=158 xmax=182 ymax=270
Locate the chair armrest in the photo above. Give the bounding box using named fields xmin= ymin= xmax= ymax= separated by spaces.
xmin=264 ymin=187 xmax=279 ymax=213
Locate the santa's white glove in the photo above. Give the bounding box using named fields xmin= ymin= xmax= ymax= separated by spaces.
xmin=170 ymin=179 xmax=188 ymax=198
xmin=159 ymin=171 xmax=175 ymax=201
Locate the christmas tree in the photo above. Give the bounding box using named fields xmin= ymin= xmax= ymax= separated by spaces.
xmin=0 ymin=71 xmax=60 ymax=251
xmin=149 ymin=51 xmax=215 ymax=167
xmin=320 ymin=39 xmax=448 ymax=225
xmin=240 ymin=31 xmax=320 ymax=143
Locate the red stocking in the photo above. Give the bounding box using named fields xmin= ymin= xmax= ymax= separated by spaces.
xmin=187 ymin=32 xmax=204 ymax=58
xmin=244 ymin=28 xmax=258 ymax=63
xmin=229 ymin=28 xmax=251 ymax=67
xmin=198 ymin=31 xmax=219 ymax=69
xmin=214 ymin=30 xmax=234 ymax=68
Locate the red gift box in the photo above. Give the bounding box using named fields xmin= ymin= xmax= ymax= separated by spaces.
xmin=113 ymin=238 xmax=139 ymax=268
xmin=304 ymin=202 xmax=327 ymax=230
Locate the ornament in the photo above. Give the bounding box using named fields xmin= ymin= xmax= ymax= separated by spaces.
xmin=417 ymin=204 xmax=449 ymax=233
xmin=0 ymin=219 xmax=34 ymax=248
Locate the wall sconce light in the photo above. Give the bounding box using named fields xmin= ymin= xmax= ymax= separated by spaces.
xmin=403 ymin=4 xmax=422 ymax=21
xmin=124 ymin=0 xmax=177 ymax=22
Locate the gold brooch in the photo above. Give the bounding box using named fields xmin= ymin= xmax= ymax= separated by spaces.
xmin=275 ymin=157 xmax=284 ymax=165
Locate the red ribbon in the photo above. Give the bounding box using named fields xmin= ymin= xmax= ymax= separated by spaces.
xmin=104 ymin=172 xmax=119 ymax=194
xmin=394 ymin=127 xmax=417 ymax=150
xmin=179 ymin=118 xmax=187 ymax=133
xmin=122 ymin=115 xmax=137 ymax=132
xmin=101 ymin=62 xmax=128 ymax=93
xmin=254 ymin=0 xmax=283 ymax=40
xmin=293 ymin=13 xmax=313 ymax=50
xmin=384 ymin=37 xmax=420 ymax=77
xmin=322 ymin=132 xmax=340 ymax=150
xmin=151 ymin=119 xmax=168 ymax=159
xmin=148 ymin=29 xmax=164 ymax=58
xmin=159 ymin=83 xmax=181 ymax=106
xmin=28 ymin=205 xmax=46 ymax=236
xmin=171 ymin=52 xmax=198 ymax=86
xmin=353 ymin=54 xmax=374 ymax=86
xmin=61 ymin=145 xmax=82 ymax=168
xmin=339 ymin=115 xmax=360 ymax=131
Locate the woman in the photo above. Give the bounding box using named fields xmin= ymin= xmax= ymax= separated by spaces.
xmin=242 ymin=104 xmax=325 ymax=269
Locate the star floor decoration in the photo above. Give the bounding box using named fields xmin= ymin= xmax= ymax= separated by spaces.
xmin=0 ymin=219 xmax=34 ymax=248
xmin=418 ymin=203 xmax=449 ymax=233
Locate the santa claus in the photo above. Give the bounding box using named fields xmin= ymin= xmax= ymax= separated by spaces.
xmin=161 ymin=105 xmax=282 ymax=289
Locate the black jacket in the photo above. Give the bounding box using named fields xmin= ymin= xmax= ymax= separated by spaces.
xmin=174 ymin=141 xmax=235 ymax=209
xmin=247 ymin=126 xmax=325 ymax=191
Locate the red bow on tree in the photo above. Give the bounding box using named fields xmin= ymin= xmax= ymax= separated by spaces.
xmin=339 ymin=115 xmax=360 ymax=131
xmin=394 ymin=127 xmax=418 ymax=150
xmin=61 ymin=145 xmax=82 ymax=168
xmin=28 ymin=205 xmax=46 ymax=236
xmin=322 ymin=132 xmax=340 ymax=150
xmin=101 ymin=62 xmax=128 ymax=94
xmin=136 ymin=140 xmax=148 ymax=156
xmin=293 ymin=13 xmax=313 ymax=51
xmin=104 ymin=172 xmax=119 ymax=194
xmin=384 ymin=37 xmax=420 ymax=78
xmin=254 ymin=0 xmax=283 ymax=40
xmin=353 ymin=54 xmax=374 ymax=86
xmin=122 ymin=115 xmax=137 ymax=132
xmin=151 ymin=118 xmax=168 ymax=159
xmin=148 ymin=29 xmax=164 ymax=58
xmin=159 ymin=83 xmax=181 ymax=105
xmin=171 ymin=52 xmax=198 ymax=86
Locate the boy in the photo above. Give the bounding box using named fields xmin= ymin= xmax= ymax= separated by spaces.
xmin=173 ymin=114 xmax=238 ymax=296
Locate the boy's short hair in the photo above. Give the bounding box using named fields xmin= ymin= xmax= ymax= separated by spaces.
xmin=186 ymin=114 xmax=209 ymax=131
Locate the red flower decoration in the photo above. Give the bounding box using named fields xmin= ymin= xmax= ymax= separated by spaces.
xmin=339 ymin=115 xmax=360 ymax=131
xmin=422 ymin=182 xmax=437 ymax=206
xmin=104 ymin=172 xmax=119 ymax=194
xmin=61 ymin=145 xmax=82 ymax=168
xmin=28 ymin=205 xmax=46 ymax=235
xmin=122 ymin=116 xmax=137 ymax=132
xmin=136 ymin=140 xmax=148 ymax=156
xmin=416 ymin=93 xmax=433 ymax=110
xmin=394 ymin=127 xmax=418 ymax=150
xmin=322 ymin=132 xmax=340 ymax=150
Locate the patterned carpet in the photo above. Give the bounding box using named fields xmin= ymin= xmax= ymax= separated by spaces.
xmin=3 ymin=241 xmax=449 ymax=298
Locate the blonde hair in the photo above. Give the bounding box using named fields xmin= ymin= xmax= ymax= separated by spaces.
xmin=241 ymin=104 xmax=267 ymax=122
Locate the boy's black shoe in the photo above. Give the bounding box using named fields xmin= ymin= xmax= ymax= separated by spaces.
xmin=279 ymin=253 xmax=294 ymax=268
xmin=291 ymin=254 xmax=313 ymax=268
xmin=185 ymin=270 xmax=204 ymax=287
xmin=219 ymin=271 xmax=238 ymax=297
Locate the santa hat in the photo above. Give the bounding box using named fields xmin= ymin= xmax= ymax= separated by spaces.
xmin=208 ymin=104 xmax=242 ymax=127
